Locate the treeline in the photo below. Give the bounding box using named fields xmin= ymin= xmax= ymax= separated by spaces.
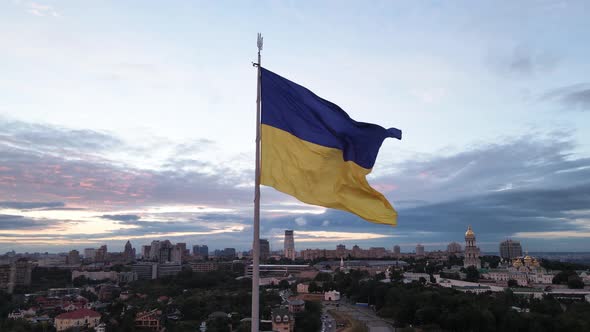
xmin=326 ymin=270 xmax=590 ymax=331
xmin=540 ymin=259 xmax=590 ymax=271
xmin=102 ymin=269 xmax=283 ymax=332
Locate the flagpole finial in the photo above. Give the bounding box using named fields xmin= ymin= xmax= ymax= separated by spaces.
xmin=257 ymin=33 xmax=263 ymax=52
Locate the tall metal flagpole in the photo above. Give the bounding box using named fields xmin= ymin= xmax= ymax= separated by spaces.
xmin=251 ymin=32 xmax=263 ymax=332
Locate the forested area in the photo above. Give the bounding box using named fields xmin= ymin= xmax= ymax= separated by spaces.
xmin=323 ymin=270 xmax=590 ymax=332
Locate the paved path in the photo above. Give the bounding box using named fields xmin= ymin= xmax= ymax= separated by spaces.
xmin=327 ymin=302 xmax=395 ymax=332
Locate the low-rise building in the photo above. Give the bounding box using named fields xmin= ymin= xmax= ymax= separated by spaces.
xmin=189 ymin=261 xmax=219 ymax=273
xmin=288 ymin=299 xmax=305 ymax=313
xmin=480 ymin=255 xmax=554 ymax=286
xmin=403 ymin=272 xmax=431 ymax=282
xmin=296 ymin=283 xmax=309 ymax=294
xmin=131 ymin=262 xmax=158 ymax=280
xmin=271 ymin=308 xmax=294 ymax=332
xmin=54 ymin=308 xmax=101 ymax=331
xmin=511 ymin=287 xmax=545 ymax=299
xmin=72 ymin=270 xmax=118 ymax=282
xmin=158 ymin=263 xmax=182 ymax=278
xmin=452 ymin=285 xmax=492 ymax=294
xmin=96 ymin=323 xmax=107 ymax=332
xmin=324 ymin=290 xmax=340 ymax=301
xmin=135 ymin=309 xmax=162 ymax=331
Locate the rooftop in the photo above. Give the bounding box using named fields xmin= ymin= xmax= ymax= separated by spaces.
xmin=55 ymin=308 xmax=100 ymax=320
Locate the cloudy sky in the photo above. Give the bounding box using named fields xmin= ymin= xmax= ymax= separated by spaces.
xmin=1 ymin=1 xmax=589 ymax=253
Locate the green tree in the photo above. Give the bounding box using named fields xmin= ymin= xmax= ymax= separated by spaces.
xmin=314 ymin=272 xmax=332 ymax=282
xmin=553 ymin=270 xmax=577 ymax=285
xmin=390 ymin=269 xmax=403 ymax=282
xmin=308 ymin=281 xmax=318 ymax=293
xmin=507 ymin=279 xmax=518 ymax=288
xmin=465 ymin=266 xmax=480 ymax=282
xmin=294 ymin=301 xmax=322 ymax=332
xmin=278 ymin=279 xmax=290 ymax=290
xmin=567 ymin=275 xmax=584 ymax=289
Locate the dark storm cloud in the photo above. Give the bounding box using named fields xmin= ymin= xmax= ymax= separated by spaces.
xmin=0 ymin=201 xmax=65 ymax=210
xmin=373 ymin=135 xmax=588 ymax=205
xmin=542 ymin=83 xmax=590 ymax=111
xmin=486 ymin=45 xmax=558 ymax=77
xmin=0 ymin=117 xmax=262 ymax=209
xmin=0 ymin=214 xmax=57 ymax=229
xmin=97 ymin=212 xmax=250 ymax=237
xmin=2 ymin=116 xmax=590 ymax=251
xmin=259 ymin=135 xmax=590 ymax=250
xmin=103 ymin=220 xmax=214 ymax=234
xmin=101 ymin=214 xmax=141 ymax=222
xmin=399 ymin=183 xmax=590 ymax=235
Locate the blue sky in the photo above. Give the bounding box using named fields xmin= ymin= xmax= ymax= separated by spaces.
xmin=1 ymin=0 xmax=589 ymax=253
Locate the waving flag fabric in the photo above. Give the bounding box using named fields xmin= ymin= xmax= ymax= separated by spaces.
xmin=260 ymin=68 xmax=402 ymax=226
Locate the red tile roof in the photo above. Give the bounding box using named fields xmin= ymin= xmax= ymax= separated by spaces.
xmin=56 ymin=308 xmax=101 ymax=320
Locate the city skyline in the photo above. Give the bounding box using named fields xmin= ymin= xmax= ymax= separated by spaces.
xmin=2 ymin=232 xmax=586 ymax=256
xmin=1 ymin=1 xmax=590 ymax=253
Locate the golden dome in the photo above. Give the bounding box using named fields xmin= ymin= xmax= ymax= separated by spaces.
xmin=465 ymin=225 xmax=475 ymax=237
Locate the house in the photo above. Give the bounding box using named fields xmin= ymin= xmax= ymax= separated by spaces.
xmin=296 ymin=283 xmax=309 ymax=294
xmin=54 ymin=308 xmax=101 ymax=331
xmin=271 ymin=307 xmax=294 ymax=332
xmin=34 ymin=296 xmax=62 ymax=310
xmin=135 ymin=309 xmax=162 ymax=331
xmin=96 ymin=322 xmax=107 ymax=332
xmin=324 ymin=290 xmax=340 ymax=301
xmin=7 ymin=311 xmax=24 ymax=319
xmin=288 ymin=299 xmax=305 ymax=313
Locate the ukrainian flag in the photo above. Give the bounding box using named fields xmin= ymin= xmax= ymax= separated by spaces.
xmin=260 ymin=68 xmax=402 ymax=226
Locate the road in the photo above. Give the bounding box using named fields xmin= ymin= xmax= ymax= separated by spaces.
xmin=325 ymin=301 xmax=395 ymax=332
xmin=321 ymin=304 xmax=336 ymax=332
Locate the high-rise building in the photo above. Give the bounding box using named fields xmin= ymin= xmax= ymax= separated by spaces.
xmin=141 ymin=245 xmax=151 ymax=259
xmin=0 ymin=260 xmax=32 ymax=293
xmin=123 ymin=241 xmax=135 ymax=262
xmin=0 ymin=264 xmax=11 ymax=291
xmin=336 ymin=244 xmax=346 ymax=258
xmin=67 ymin=250 xmax=80 ymax=265
xmin=84 ymin=248 xmax=96 ymax=262
xmin=499 ymin=239 xmax=523 ymax=259
xmin=368 ymin=247 xmax=387 ymax=258
xmin=193 ymin=245 xmax=209 ymax=259
xmin=284 ymin=230 xmax=295 ymax=260
xmin=157 ymin=241 xmax=173 ymax=263
xmin=415 ymin=244 xmax=425 ymax=258
xmin=464 ymin=225 xmax=481 ymax=268
xmin=352 ymin=245 xmax=363 ymax=258
xmin=95 ymin=245 xmax=108 ymax=262
xmin=149 ymin=241 xmax=161 ymax=260
xmin=13 ymin=260 xmax=32 ymax=287
xmin=222 ymin=248 xmax=236 ymax=259
xmin=259 ymin=239 xmax=270 ymax=261
xmin=214 ymin=248 xmax=236 ymax=259
xmin=176 ymin=243 xmax=188 ymax=258
xmin=447 ymin=242 xmax=462 ymax=255
xmin=393 ymin=245 xmax=401 ymax=257
xmin=170 ymin=245 xmax=183 ymax=263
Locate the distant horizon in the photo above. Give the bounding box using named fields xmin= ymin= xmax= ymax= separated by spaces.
xmin=4 ymin=242 xmax=590 ymax=257
xmin=1 ymin=2 xmax=590 ymax=253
